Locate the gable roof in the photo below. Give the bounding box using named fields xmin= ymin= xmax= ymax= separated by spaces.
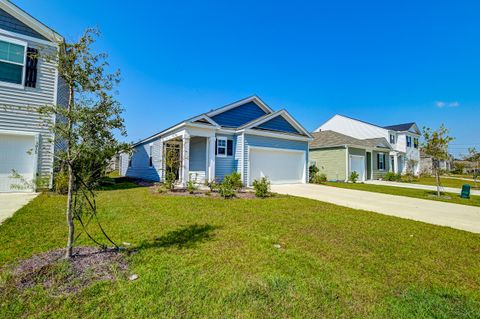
xmin=383 ymin=122 xmax=420 ymax=134
xmin=0 ymin=0 xmax=62 ymax=43
xmin=206 ymin=95 xmax=273 ymax=117
xmin=316 ymin=114 xmax=420 ymax=135
xmin=134 ymin=96 xmax=310 ymax=146
xmin=310 ymin=130 xmax=391 ymax=150
xmin=238 ymin=109 xmax=312 ymax=137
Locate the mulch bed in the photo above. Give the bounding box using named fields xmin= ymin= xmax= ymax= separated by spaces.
xmin=150 ymin=185 xmax=257 ymax=199
xmin=8 ymin=246 xmax=129 ymax=296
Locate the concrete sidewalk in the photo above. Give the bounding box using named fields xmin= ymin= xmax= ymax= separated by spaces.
xmin=365 ymin=180 xmax=480 ymax=196
xmin=0 ymin=193 xmax=38 ymax=225
xmin=272 ymin=184 xmax=480 ymax=234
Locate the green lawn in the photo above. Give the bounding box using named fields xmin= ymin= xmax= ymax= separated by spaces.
xmin=325 ymin=182 xmax=480 ymax=207
xmin=1 ymin=185 xmax=480 ymax=318
xmin=412 ymin=176 xmax=479 ymax=190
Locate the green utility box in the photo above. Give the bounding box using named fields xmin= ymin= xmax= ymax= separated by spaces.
xmin=461 ymin=184 xmax=471 ymax=199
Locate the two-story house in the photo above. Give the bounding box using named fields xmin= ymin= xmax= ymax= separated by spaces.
xmin=0 ymin=0 xmax=65 ymax=192
xmin=312 ymin=115 xmax=421 ymax=180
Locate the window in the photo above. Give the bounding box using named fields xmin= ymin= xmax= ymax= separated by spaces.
xmin=406 ymin=136 xmax=412 ymax=148
xmin=377 ymin=153 xmax=386 ymax=170
xmin=216 ymin=138 xmax=233 ymax=157
xmin=390 ymin=134 xmax=396 ymax=144
xmin=414 ymin=138 xmax=419 ymax=149
xmin=149 ymin=144 xmax=153 ymax=167
xmin=0 ymin=37 xmax=26 ymax=86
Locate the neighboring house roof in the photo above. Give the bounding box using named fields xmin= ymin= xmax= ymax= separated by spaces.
xmin=310 ymin=130 xmax=391 ymax=150
xmin=0 ymin=0 xmax=63 ymax=43
xmin=383 ymin=122 xmax=417 ymax=132
xmin=134 ymin=96 xmax=312 ymax=146
xmin=316 ymin=114 xmax=420 ymax=135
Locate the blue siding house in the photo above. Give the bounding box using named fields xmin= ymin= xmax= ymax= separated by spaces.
xmin=120 ymin=96 xmax=313 ymax=186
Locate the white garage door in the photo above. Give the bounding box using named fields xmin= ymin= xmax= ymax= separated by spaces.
xmin=349 ymin=155 xmax=365 ymax=182
xmin=249 ymin=147 xmax=305 ymax=185
xmin=0 ymin=133 xmax=37 ymax=192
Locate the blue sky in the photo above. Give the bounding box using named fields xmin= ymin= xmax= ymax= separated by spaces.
xmin=16 ymin=0 xmax=480 ymax=157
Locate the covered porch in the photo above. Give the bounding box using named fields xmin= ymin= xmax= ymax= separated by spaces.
xmin=160 ymin=128 xmax=216 ymax=187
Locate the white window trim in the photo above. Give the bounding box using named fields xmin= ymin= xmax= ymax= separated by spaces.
xmin=148 ymin=143 xmax=153 ymax=167
xmin=216 ymin=137 xmax=234 ymax=158
xmin=0 ymin=34 xmax=27 ymax=89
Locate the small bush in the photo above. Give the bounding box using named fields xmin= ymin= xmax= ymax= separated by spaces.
xmin=311 ymin=173 xmax=327 ymax=184
xmin=224 ymin=172 xmax=243 ymax=190
xmin=309 ymin=165 xmax=319 ymax=183
xmin=187 ymin=174 xmax=198 ymax=194
xmin=164 ymin=171 xmax=176 ymax=190
xmin=54 ymin=170 xmax=69 ymax=194
xmin=218 ymin=182 xmax=235 ymax=199
xmin=349 ymin=171 xmax=359 ymax=183
xmin=401 ymin=173 xmax=418 ymax=183
xmin=253 ymin=177 xmax=271 ymax=198
xmin=205 ymin=180 xmax=219 ymax=192
xmin=384 ymin=172 xmax=402 ymax=181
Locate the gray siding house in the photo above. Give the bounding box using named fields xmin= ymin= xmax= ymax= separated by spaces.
xmin=0 ymin=0 xmax=65 ymax=192
xmin=310 ymin=130 xmax=392 ymax=182
xmin=120 ymin=96 xmax=313 ymax=186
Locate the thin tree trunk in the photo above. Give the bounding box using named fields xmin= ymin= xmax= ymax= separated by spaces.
xmin=65 ymin=164 xmax=74 ymax=258
xmin=65 ymin=84 xmax=75 ymax=259
xmin=436 ymin=170 xmax=441 ymax=197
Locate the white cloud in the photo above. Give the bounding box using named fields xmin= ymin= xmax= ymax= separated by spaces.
xmin=435 ymin=101 xmax=460 ymax=108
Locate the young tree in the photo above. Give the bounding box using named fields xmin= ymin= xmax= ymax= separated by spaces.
xmin=421 ymin=125 xmax=454 ymax=197
xmin=40 ymin=29 xmax=130 ymax=258
xmin=467 ymin=148 xmax=480 ymax=187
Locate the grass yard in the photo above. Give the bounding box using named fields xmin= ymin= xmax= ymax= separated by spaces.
xmin=413 ymin=176 xmax=479 ymax=190
xmin=1 ymin=184 xmax=480 ymax=318
xmin=325 ymin=182 xmax=480 ymax=207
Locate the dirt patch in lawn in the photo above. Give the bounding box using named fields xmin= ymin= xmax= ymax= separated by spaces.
xmin=7 ymin=247 xmax=128 ymax=296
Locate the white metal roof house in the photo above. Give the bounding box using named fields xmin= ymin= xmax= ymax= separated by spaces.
xmin=0 ymin=0 xmax=66 ymax=192
xmin=120 ymin=96 xmax=313 ymax=186
xmin=315 ymin=115 xmax=421 ymax=175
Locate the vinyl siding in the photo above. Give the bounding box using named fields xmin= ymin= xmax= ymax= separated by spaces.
xmin=243 ymin=134 xmax=308 ymax=185
xmin=310 ymin=147 xmax=347 ymax=181
xmin=0 ymin=33 xmax=59 ymax=188
xmin=123 ymin=138 xmax=162 ymax=181
xmin=256 ymin=115 xmax=300 ymax=134
xmin=215 ymin=134 xmax=237 ymax=180
xmin=210 ymin=101 xmax=267 ymax=127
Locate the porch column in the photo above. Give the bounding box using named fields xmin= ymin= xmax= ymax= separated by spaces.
xmin=181 ymin=134 xmax=190 ymax=186
xmin=393 ymin=154 xmax=399 ymax=174
xmin=208 ymin=136 xmax=216 ymax=182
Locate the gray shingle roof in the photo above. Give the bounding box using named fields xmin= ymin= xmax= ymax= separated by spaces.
xmin=311 ymin=131 xmax=391 ymax=150
xmin=383 ymin=122 xmax=416 ymax=131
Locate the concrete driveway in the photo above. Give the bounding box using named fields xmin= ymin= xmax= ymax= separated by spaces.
xmin=0 ymin=193 xmax=38 ymax=225
xmin=272 ymin=184 xmax=480 ymax=234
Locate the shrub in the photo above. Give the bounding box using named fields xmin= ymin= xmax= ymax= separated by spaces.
xmin=311 ymin=173 xmax=327 ymax=184
xmin=205 ymin=179 xmax=219 ymax=192
xmin=309 ymin=165 xmax=319 ymax=183
xmin=225 ymin=172 xmax=243 ymax=190
xmin=187 ymin=174 xmax=198 ymax=194
xmin=349 ymin=171 xmax=359 ymax=183
xmin=54 ymin=170 xmax=69 ymax=194
xmin=164 ymin=171 xmax=176 ymax=190
xmin=253 ymin=177 xmax=271 ymax=198
xmin=218 ymin=182 xmax=235 ymax=199
xmin=384 ymin=172 xmax=402 ymax=181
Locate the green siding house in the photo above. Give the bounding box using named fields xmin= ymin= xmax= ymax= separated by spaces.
xmin=310 ymin=131 xmax=392 ymax=182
